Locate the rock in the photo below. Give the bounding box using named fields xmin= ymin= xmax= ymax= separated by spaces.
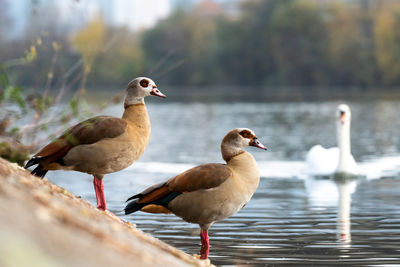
xmin=0 ymin=158 xmax=213 ymax=267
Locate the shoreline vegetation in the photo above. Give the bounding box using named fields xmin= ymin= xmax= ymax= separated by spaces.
xmin=0 ymin=158 xmax=212 ymax=267
xmin=3 ymin=1 xmax=400 ymax=92
xmin=89 ymin=86 xmax=400 ymax=103
xmin=21 ymin=85 xmax=400 ymax=103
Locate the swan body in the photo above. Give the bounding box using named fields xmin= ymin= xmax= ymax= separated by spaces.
xmin=305 ymin=104 xmax=358 ymax=176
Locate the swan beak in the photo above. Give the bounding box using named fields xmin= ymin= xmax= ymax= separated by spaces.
xmin=340 ymin=112 xmax=346 ymax=124
xmin=150 ymin=86 xmax=166 ymax=98
xmin=250 ymin=138 xmax=267 ymax=150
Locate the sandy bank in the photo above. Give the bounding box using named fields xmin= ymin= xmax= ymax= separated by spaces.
xmin=0 ymin=158 xmax=212 ymax=267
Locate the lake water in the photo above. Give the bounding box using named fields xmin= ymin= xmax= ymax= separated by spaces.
xmin=46 ymin=100 xmax=400 ymax=266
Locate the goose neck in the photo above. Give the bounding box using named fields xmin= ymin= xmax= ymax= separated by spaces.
xmin=221 ymin=144 xmax=244 ymax=163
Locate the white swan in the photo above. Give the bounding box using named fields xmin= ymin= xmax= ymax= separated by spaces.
xmin=305 ymin=104 xmax=358 ymax=176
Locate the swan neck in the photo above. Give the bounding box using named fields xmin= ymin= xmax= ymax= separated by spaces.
xmin=337 ymin=122 xmax=351 ymax=157
xmin=336 ymin=120 xmax=352 ymax=173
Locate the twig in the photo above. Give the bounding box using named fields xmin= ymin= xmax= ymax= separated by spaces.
xmin=149 ymin=50 xmax=176 ymax=76
xmin=154 ymin=59 xmax=186 ymax=79
xmin=43 ymin=50 xmax=59 ymax=99
xmin=21 ymin=35 xmax=122 ymax=146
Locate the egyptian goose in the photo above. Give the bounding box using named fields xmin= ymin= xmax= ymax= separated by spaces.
xmin=25 ymin=77 xmax=165 ymax=211
xmin=125 ymin=128 xmax=266 ymax=259
xmin=305 ymin=104 xmax=358 ymax=176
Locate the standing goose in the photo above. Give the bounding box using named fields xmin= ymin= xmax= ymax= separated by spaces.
xmin=305 ymin=104 xmax=358 ymax=176
xmin=25 ymin=77 xmax=166 ymax=211
xmin=125 ymin=128 xmax=267 ymax=259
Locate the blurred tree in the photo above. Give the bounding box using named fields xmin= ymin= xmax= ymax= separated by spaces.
xmin=2 ymin=0 xmax=80 ymax=90
xmin=70 ymin=15 xmax=105 ymax=91
xmin=3 ymin=0 xmax=400 ymax=100
xmin=325 ymin=1 xmax=378 ymax=87
xmin=141 ymin=7 xmax=219 ymax=86
xmin=90 ymin=27 xmax=144 ymax=87
xmin=268 ymin=0 xmax=329 ymax=86
xmin=215 ymin=0 xmax=278 ymax=86
xmin=374 ymin=3 xmax=400 ymax=85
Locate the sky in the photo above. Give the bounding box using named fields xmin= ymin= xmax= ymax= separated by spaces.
xmin=112 ymin=0 xmax=171 ymax=30
xmin=6 ymin=0 xmax=178 ymax=38
xmin=5 ymin=0 xmax=241 ymax=39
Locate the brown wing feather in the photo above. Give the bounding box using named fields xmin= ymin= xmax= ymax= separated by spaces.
xmin=60 ymin=116 xmax=127 ymax=145
xmin=134 ymin=163 xmax=231 ymax=206
xmin=35 ymin=139 xmax=70 ymax=158
xmin=167 ymin=163 xmax=232 ymax=192
xmin=138 ymin=186 xmax=171 ymax=203
xmin=41 ymin=143 xmax=72 ymax=165
xmin=33 ymin=116 xmax=127 ymax=163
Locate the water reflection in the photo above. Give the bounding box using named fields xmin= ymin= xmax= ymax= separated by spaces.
xmin=335 ymin=177 xmax=357 ymax=246
xmin=305 ymin=175 xmax=360 ymax=247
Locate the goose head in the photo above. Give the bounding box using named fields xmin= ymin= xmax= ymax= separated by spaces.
xmin=221 ymin=128 xmax=266 ymax=162
xmin=124 ymin=77 xmax=166 ymax=107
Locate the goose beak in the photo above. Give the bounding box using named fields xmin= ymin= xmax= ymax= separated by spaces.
xmin=250 ymin=138 xmax=267 ymax=150
xmin=150 ymin=86 xmax=166 ymax=98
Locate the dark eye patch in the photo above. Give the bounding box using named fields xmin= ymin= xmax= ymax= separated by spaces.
xmin=239 ymin=130 xmax=253 ymax=139
xmin=140 ymin=79 xmax=149 ymax=87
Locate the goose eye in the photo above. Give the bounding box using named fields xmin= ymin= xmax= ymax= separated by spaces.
xmin=239 ymin=130 xmax=253 ymax=139
xmin=140 ymin=79 xmax=149 ymax=87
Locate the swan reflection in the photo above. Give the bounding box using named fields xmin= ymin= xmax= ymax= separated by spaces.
xmin=304 ymin=175 xmax=358 ymax=246
xmin=335 ymin=177 xmax=357 ymax=245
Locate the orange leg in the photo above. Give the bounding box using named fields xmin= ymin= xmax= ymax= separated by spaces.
xmin=200 ymin=229 xmax=209 ymax=259
xmin=93 ymin=176 xmax=107 ymax=210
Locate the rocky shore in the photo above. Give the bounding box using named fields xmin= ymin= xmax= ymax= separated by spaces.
xmin=0 ymin=158 xmax=212 ymax=267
